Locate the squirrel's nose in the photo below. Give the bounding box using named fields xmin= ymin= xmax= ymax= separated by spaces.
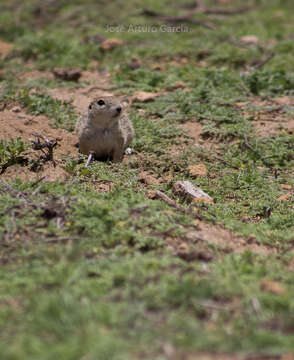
xmin=116 ymin=106 xmax=122 ymax=113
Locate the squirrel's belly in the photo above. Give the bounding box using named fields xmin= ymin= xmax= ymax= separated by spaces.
xmin=79 ymin=130 xmax=114 ymax=156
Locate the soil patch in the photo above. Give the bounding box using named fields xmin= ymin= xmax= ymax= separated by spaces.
xmin=194 ymin=221 xmax=274 ymax=255
xmin=0 ymin=40 xmax=13 ymax=59
xmin=182 ymin=121 xmax=217 ymax=149
xmin=237 ymin=97 xmax=294 ymax=137
xmin=0 ymin=70 xmax=119 ymax=182
xmin=0 ymin=109 xmax=77 ymax=182
xmin=19 ymin=70 xmax=54 ymax=82
xmin=167 ymin=220 xmax=274 ymax=257
xmin=49 ymin=86 xmax=113 ymax=115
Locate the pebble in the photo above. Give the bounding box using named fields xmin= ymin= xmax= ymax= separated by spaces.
xmin=11 ymin=106 xmax=21 ymax=113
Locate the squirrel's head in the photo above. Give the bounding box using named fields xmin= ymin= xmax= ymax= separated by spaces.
xmin=88 ymin=96 xmax=123 ymax=125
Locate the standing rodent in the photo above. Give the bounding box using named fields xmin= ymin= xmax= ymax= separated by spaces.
xmin=76 ymin=96 xmax=134 ymax=162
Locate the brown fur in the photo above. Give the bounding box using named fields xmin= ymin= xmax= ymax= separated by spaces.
xmin=76 ymin=96 xmax=134 ymax=162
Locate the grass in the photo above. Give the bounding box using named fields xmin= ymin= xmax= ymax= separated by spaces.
xmin=1 ymin=0 xmax=294 ymax=358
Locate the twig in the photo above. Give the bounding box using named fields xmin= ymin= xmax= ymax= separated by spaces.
xmin=243 ymin=134 xmax=273 ymax=168
xmin=31 ymin=133 xmax=58 ymax=166
xmin=155 ymin=190 xmax=204 ymax=220
xmin=214 ymin=155 xmax=239 ymax=170
xmin=31 ymin=176 xmax=46 ymax=188
xmin=45 ymin=237 xmax=71 ymax=243
xmin=250 ymin=297 xmax=261 ymax=318
xmin=243 ymin=134 xmax=255 ymax=152
xmin=140 ymin=9 xmax=216 ymax=30
xmin=253 ymin=53 xmax=275 ymax=70
xmin=262 ymin=105 xmax=284 ymax=113
xmin=195 ymin=299 xmax=231 ymax=311
xmin=203 ymin=7 xmax=252 ymax=15
xmin=239 ymin=79 xmax=253 ymax=97
xmin=86 ymin=151 xmax=95 ymax=167
xmin=155 ymin=190 xmax=188 ymax=213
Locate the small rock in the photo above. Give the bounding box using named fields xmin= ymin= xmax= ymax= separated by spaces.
xmin=53 ymin=68 xmax=82 ymax=82
xmin=138 ymin=171 xmax=160 ymax=185
xmin=166 ymin=81 xmax=186 ymax=91
xmin=235 ymin=102 xmax=247 ymax=108
xmin=281 ymin=184 xmax=292 ymax=190
xmin=261 ymin=279 xmax=286 ymax=295
xmin=188 ymin=163 xmax=207 ymax=178
xmin=11 ymin=106 xmax=21 ymax=113
xmin=277 ymin=193 xmax=292 ymax=202
xmin=132 ymin=91 xmax=158 ymax=103
xmin=128 ymin=56 xmax=142 ymax=70
xmin=18 ymin=114 xmax=26 ymax=119
xmin=100 ymin=38 xmax=124 ymax=51
xmin=274 ymin=96 xmax=294 ymax=106
xmin=173 ymin=180 xmax=213 ymax=204
xmin=146 ymin=190 xmax=157 ymax=199
xmin=177 ymin=244 xmax=214 ymax=262
xmin=178 ymin=243 xmax=188 ymax=251
xmin=151 ymin=64 xmax=165 ymax=71
xmin=83 ymin=34 xmax=106 ymax=44
xmin=240 ymin=35 xmax=259 ymax=45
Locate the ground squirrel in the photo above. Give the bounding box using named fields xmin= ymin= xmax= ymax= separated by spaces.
xmin=76 ymin=96 xmax=134 ymax=163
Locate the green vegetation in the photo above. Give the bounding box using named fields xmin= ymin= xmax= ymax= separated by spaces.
xmin=1 ymin=0 xmax=294 ymax=359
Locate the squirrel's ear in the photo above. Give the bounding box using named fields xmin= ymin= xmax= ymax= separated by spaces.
xmin=121 ymin=98 xmax=129 ymax=108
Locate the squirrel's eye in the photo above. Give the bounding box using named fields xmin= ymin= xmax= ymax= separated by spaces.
xmin=89 ymin=104 xmax=92 ymax=110
xmin=97 ymin=99 xmax=105 ymax=106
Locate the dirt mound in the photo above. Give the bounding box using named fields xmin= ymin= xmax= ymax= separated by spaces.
xmin=182 ymin=121 xmax=217 ymax=149
xmin=194 ymin=221 xmax=274 ymax=255
xmin=0 ymin=110 xmax=76 ymax=154
xmin=0 ymin=109 xmax=77 ymax=182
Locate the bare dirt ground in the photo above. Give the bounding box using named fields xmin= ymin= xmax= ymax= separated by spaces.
xmin=0 ymin=108 xmax=78 ymax=182
xmin=237 ymin=97 xmax=294 ymax=137
xmin=0 ymin=69 xmax=114 ymax=182
xmin=0 ymin=69 xmax=285 ymax=256
xmin=0 ymin=39 xmax=13 ymax=59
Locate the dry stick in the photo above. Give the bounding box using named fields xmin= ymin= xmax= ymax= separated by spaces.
xmin=244 ymin=53 xmax=275 ymax=77
xmin=202 ymin=7 xmax=252 ymax=15
xmin=45 ymin=237 xmax=71 ymax=244
xmin=31 ymin=176 xmax=46 ymax=188
xmin=140 ymin=9 xmax=216 ymax=30
xmin=180 ymin=1 xmax=252 ymax=15
xmin=86 ymin=151 xmax=95 ymax=167
xmin=155 ymin=190 xmax=204 ymax=220
xmin=261 ymin=105 xmax=284 ymax=114
xmin=180 ymin=2 xmax=252 ymax=15
xmin=239 ymin=79 xmax=253 ymax=97
xmin=155 ymin=190 xmax=187 ymax=213
xmin=214 ymin=155 xmax=239 ymax=170
xmin=31 ymin=133 xmax=57 ymax=166
xmin=243 ymin=134 xmax=273 ymax=169
xmin=253 ymin=53 xmax=275 ymax=70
